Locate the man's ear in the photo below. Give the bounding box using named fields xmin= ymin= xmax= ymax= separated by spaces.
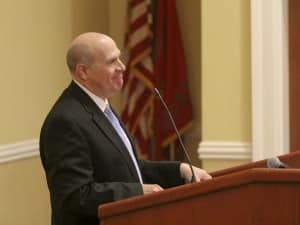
xmin=75 ymin=63 xmax=88 ymax=81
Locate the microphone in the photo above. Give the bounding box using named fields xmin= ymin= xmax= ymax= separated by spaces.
xmin=153 ymin=88 xmax=196 ymax=183
xmin=266 ymin=157 xmax=288 ymax=168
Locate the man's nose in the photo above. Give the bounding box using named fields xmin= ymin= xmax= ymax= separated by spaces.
xmin=117 ymin=59 xmax=126 ymax=71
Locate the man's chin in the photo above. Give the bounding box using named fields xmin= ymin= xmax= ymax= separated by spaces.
xmin=114 ymin=81 xmax=124 ymax=91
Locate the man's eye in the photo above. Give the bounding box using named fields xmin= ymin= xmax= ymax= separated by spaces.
xmin=107 ymin=59 xmax=114 ymax=64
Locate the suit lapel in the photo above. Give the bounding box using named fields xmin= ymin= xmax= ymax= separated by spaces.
xmin=66 ymin=82 xmax=140 ymax=180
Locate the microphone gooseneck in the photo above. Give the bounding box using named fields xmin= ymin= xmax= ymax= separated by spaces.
xmin=153 ymin=88 xmax=196 ymax=183
xmin=266 ymin=157 xmax=288 ymax=168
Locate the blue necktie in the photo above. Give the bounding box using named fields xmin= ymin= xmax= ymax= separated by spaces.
xmin=104 ymin=106 xmax=143 ymax=183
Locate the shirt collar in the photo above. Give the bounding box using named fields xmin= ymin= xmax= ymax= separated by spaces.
xmin=73 ymin=79 xmax=108 ymax=112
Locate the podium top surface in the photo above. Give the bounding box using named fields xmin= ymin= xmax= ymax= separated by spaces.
xmin=99 ymin=167 xmax=300 ymax=219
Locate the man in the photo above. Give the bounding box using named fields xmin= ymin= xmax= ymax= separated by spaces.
xmin=40 ymin=32 xmax=211 ymax=225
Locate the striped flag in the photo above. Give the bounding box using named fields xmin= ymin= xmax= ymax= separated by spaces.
xmin=122 ymin=0 xmax=193 ymax=160
xmin=121 ymin=0 xmax=155 ymax=159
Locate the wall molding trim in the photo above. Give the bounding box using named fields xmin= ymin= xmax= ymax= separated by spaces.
xmin=198 ymin=141 xmax=252 ymax=160
xmin=0 ymin=139 xmax=39 ymax=164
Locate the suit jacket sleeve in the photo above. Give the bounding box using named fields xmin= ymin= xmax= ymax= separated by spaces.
xmin=140 ymin=160 xmax=185 ymax=188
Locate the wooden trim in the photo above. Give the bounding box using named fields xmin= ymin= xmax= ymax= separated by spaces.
xmin=288 ymin=0 xmax=300 ymax=151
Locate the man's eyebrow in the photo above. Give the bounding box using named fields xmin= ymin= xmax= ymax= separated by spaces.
xmin=106 ymin=55 xmax=118 ymax=62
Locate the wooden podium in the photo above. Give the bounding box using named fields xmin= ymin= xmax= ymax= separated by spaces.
xmin=98 ymin=151 xmax=300 ymax=225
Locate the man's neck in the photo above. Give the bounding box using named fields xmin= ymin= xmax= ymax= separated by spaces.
xmin=73 ymin=79 xmax=108 ymax=112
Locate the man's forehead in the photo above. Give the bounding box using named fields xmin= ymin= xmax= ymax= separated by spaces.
xmin=105 ymin=48 xmax=121 ymax=60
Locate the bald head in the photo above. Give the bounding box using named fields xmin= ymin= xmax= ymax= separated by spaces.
xmin=65 ymin=32 xmax=125 ymax=98
xmin=66 ymin=32 xmax=114 ymax=74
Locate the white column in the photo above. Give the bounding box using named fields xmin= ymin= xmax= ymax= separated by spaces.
xmin=251 ymin=0 xmax=289 ymax=161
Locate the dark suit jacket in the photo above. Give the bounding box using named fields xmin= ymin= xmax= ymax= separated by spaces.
xmin=39 ymin=81 xmax=184 ymax=225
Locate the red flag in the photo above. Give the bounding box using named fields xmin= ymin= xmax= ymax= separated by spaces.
xmin=122 ymin=0 xmax=193 ymax=160
xmin=153 ymin=0 xmax=193 ymax=160
xmin=121 ymin=0 xmax=155 ymax=159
